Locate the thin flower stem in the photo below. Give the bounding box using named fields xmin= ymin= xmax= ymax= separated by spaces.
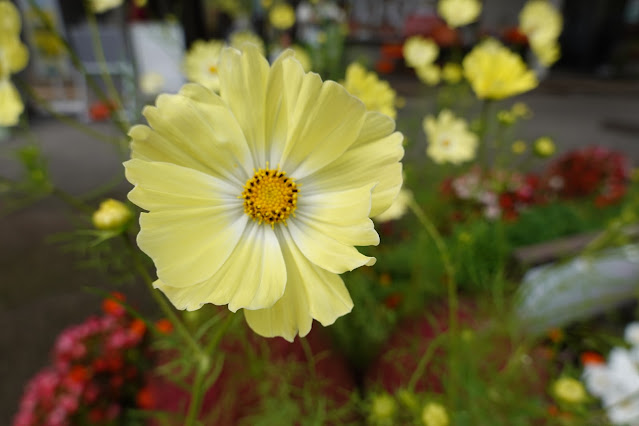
xmin=122 ymin=234 xmax=203 ymax=357
xmin=186 ymin=313 xmax=234 ymax=426
xmin=84 ymin=3 xmax=131 ymax=130
xmin=407 ymin=198 xmax=458 ymax=407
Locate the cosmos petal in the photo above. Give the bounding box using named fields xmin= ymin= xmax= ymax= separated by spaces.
xmin=153 ymin=221 xmax=286 ymax=311
xmin=244 ymin=230 xmax=353 ymax=342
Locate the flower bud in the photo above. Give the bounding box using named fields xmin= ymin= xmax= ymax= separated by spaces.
xmin=92 ymin=199 xmax=132 ymax=231
xmin=533 ymin=137 xmax=556 ymax=158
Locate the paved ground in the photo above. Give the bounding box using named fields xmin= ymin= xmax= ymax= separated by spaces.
xmin=1 ymin=74 xmax=639 ymax=422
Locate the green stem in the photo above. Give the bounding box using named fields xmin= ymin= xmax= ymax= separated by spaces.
xmin=51 ymin=187 xmax=94 ymax=214
xmin=84 ymin=2 xmax=131 ymax=131
xmin=407 ymin=199 xmax=458 ymax=408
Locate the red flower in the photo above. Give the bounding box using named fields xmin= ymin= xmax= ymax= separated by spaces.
xmin=130 ymin=318 xmax=147 ymax=338
xmin=102 ymin=292 xmax=126 ymax=317
xmin=136 ymin=385 xmax=156 ymax=409
xmin=580 ymin=351 xmax=605 ymax=366
xmin=155 ymin=318 xmax=174 ymax=335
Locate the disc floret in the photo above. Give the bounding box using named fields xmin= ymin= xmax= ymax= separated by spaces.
xmin=241 ymin=165 xmax=299 ymax=227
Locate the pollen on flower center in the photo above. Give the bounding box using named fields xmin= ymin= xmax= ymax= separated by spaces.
xmin=241 ymin=166 xmax=299 ymax=226
xmin=209 ymin=64 xmax=218 ymax=74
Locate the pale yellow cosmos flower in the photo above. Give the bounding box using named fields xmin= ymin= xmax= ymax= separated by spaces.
xmin=0 ymin=0 xmax=22 ymax=35
xmin=124 ymin=45 xmax=404 ymax=341
xmin=442 ymin=62 xmax=463 ymax=84
xmin=424 ymin=109 xmax=478 ymax=165
xmin=552 ymin=377 xmax=588 ymax=404
xmin=269 ymin=3 xmax=295 ymax=30
xmin=0 ymin=36 xmax=29 ymax=78
xmin=520 ymin=0 xmax=562 ymax=66
xmin=416 ymin=64 xmax=441 ymax=86
xmin=342 ymin=62 xmax=398 ymax=119
xmin=403 ymin=36 xmax=439 ymax=69
xmin=438 ymin=0 xmax=482 ymax=28
xmin=183 ymin=40 xmax=225 ymax=93
xmin=421 ymin=402 xmax=449 ymax=426
xmin=90 ymin=0 xmax=123 ymax=14
xmin=0 ymin=79 xmax=24 ymax=126
xmin=463 ymin=38 xmax=538 ymax=100
xmin=229 ymin=30 xmax=265 ymax=56
xmin=533 ymin=136 xmax=555 ymax=157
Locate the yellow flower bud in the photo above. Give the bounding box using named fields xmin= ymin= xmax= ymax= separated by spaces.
xmin=497 ymin=110 xmax=516 ymax=125
xmin=92 ymin=199 xmax=132 ymax=230
xmin=369 ymin=393 xmax=396 ymax=423
xmin=512 ymin=140 xmax=527 ymax=155
xmin=552 ymin=377 xmax=588 ymax=404
xmin=269 ymin=3 xmax=295 ymax=30
xmin=421 ymin=402 xmax=449 ymax=426
xmin=533 ymin=137 xmax=556 ymax=158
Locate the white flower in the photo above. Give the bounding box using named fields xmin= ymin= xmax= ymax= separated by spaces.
xmin=423 ymin=109 xmax=478 ymax=165
xmin=625 ymin=323 xmax=639 ymax=347
xmin=139 ymin=72 xmax=165 ymax=96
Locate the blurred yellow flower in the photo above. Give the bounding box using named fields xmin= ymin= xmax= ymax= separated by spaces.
xmin=442 ymin=62 xmax=463 ymax=84
xmin=424 ymin=109 xmax=478 ymax=165
xmin=33 ymin=30 xmax=66 ymax=58
xmin=230 ymin=30 xmax=265 ymax=56
xmin=374 ymin=189 xmax=412 ymax=223
xmin=520 ymin=0 xmax=562 ymax=66
xmin=533 ymin=136 xmax=555 ymax=157
xmin=512 ymin=140 xmax=527 ymax=154
xmin=497 ymin=110 xmax=515 ymax=125
xmin=369 ymin=393 xmax=396 ymax=423
xmin=0 ymin=79 xmax=24 ymax=126
xmin=0 ymin=36 xmax=29 ymax=77
xmin=421 ymin=402 xmax=449 ymax=426
xmin=438 ymin=0 xmax=482 ymax=28
xmin=552 ymin=377 xmax=588 ymax=404
xmin=139 ymin=72 xmax=165 ymax=95
xmin=90 ymin=0 xmax=123 ymax=13
xmin=416 ymin=64 xmax=441 ymax=86
xmin=342 ymin=62 xmax=398 ymax=119
xmin=0 ymin=0 xmax=22 ymax=35
xmin=269 ymin=3 xmax=295 ymax=30
xmin=463 ymin=38 xmax=538 ymax=100
xmin=403 ymin=36 xmax=439 ymax=68
xmin=183 ymin=40 xmax=225 ymax=92
xmin=92 ymin=199 xmax=132 ymax=230
xmin=134 ymin=0 xmax=148 ymax=6
xmin=125 ymin=45 xmax=404 ymax=341
xmin=290 ymin=44 xmax=312 ymax=72
xmin=511 ymin=101 xmax=532 ymax=118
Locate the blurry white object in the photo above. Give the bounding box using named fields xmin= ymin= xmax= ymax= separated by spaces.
xmin=129 ymin=22 xmax=185 ymax=96
xmin=516 ymin=244 xmax=639 ymax=333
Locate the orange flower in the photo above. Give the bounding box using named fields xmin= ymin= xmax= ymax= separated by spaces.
xmin=136 ymin=385 xmax=155 ymax=409
xmin=580 ymin=351 xmax=604 ymax=366
xmin=102 ymin=292 xmax=126 ymax=316
xmin=155 ymin=318 xmax=174 ymax=335
xmin=68 ymin=365 xmax=90 ymax=383
xmin=130 ymin=318 xmax=147 ymax=337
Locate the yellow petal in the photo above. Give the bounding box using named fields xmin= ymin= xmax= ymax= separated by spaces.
xmin=276 ymin=57 xmax=367 ymax=178
xmin=218 ymin=45 xmax=270 ymax=166
xmin=263 ymin=49 xmax=295 ymax=165
xmin=287 ymin=186 xmax=377 ymax=274
xmin=244 ymin=230 xmax=353 ymax=342
xmin=126 ymin=160 xmax=247 ymax=287
xmin=140 ymin=88 xmax=252 ymax=184
xmin=153 ymin=220 xmax=286 ymax=311
xmin=125 ymin=158 xmax=240 ymax=211
xmin=0 ymin=80 xmax=23 ymax=126
xmin=351 ymin=111 xmax=396 ymax=148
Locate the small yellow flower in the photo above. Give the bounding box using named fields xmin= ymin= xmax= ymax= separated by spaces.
xmin=230 ymin=31 xmax=265 ymax=56
xmin=0 ymin=79 xmax=24 ymax=126
xmin=512 ymin=140 xmax=527 ymax=154
xmin=369 ymin=393 xmax=397 ymax=424
xmin=183 ymin=40 xmax=225 ymax=92
xmin=511 ymin=102 xmax=532 ymax=119
xmin=533 ymin=136 xmax=556 ymax=157
xmin=90 ymin=0 xmax=123 ymax=14
xmin=421 ymin=402 xmax=449 ymax=426
xmin=403 ymin=36 xmax=439 ymax=68
xmin=0 ymin=36 xmax=29 ymax=78
xmin=342 ymin=62 xmax=398 ymax=119
xmin=125 ymin=45 xmax=403 ymax=341
xmin=424 ymin=109 xmax=478 ymax=165
xmin=269 ymin=3 xmax=296 ymax=30
xmin=519 ymin=0 xmax=562 ymax=66
xmin=0 ymin=0 xmax=22 ymax=35
xmin=374 ymin=189 xmax=412 ymax=223
xmin=552 ymin=377 xmax=588 ymax=404
xmin=442 ymin=62 xmax=463 ymax=84
xmin=438 ymin=0 xmax=482 ymax=28
xmin=92 ymin=199 xmax=132 ymax=230
xmin=463 ymin=38 xmax=538 ymax=100
xmin=139 ymin=72 xmax=165 ymax=95
xmin=290 ymin=44 xmax=312 ymax=72
xmin=416 ymin=64 xmax=441 ymax=86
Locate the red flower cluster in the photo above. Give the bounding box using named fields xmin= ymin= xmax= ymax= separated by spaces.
xmin=543 ymin=146 xmax=630 ymax=207
xmin=14 ymin=293 xmax=152 ymax=426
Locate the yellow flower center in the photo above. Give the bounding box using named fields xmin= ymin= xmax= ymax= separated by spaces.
xmin=209 ymin=64 xmax=218 ymax=74
xmin=241 ymin=167 xmax=298 ymax=226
